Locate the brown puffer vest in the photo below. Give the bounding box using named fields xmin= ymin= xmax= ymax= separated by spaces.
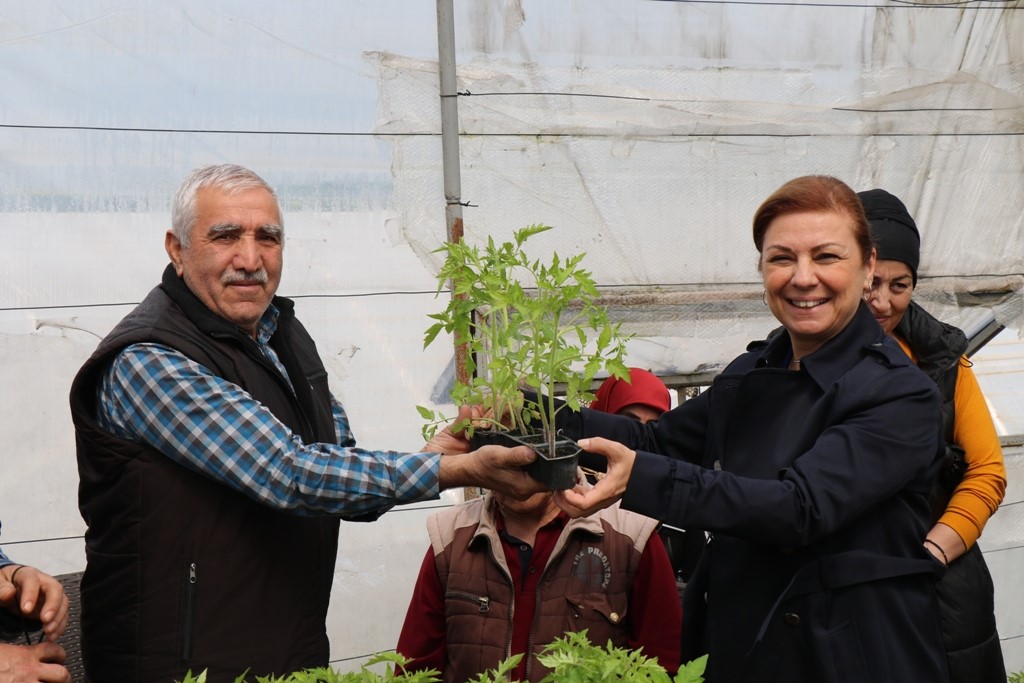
xmin=427 ymin=494 xmax=658 ymax=683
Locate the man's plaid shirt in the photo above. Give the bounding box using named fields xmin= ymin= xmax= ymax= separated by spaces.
xmin=95 ymin=305 xmax=440 ymax=518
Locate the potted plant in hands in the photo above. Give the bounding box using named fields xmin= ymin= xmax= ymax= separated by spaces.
xmin=419 ymin=224 xmax=631 ymax=489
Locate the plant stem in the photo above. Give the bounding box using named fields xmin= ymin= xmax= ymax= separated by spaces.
xmin=545 ymin=308 xmax=560 ymax=454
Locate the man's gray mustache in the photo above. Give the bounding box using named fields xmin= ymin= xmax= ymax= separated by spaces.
xmin=222 ymin=270 xmax=268 ymax=285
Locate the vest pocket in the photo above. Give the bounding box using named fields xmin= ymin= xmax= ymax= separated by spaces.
xmin=565 ymin=593 xmax=629 ymax=644
xmin=181 ymin=561 xmax=197 ymax=661
xmin=446 ymin=590 xmax=491 ymax=613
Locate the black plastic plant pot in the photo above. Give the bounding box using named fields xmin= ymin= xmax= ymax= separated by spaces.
xmin=469 ymin=429 xmax=581 ymax=490
xmin=509 ymin=433 xmax=581 ymax=491
xmin=468 ymin=429 xmax=522 ymax=450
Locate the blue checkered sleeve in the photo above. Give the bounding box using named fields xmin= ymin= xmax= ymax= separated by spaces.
xmin=96 ymin=343 xmax=441 ymax=517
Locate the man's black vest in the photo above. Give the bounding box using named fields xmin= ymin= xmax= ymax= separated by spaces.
xmin=70 ymin=265 xmax=340 ymax=683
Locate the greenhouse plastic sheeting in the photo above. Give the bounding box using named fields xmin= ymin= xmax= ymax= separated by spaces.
xmin=2 ymin=0 xmax=1022 ymax=671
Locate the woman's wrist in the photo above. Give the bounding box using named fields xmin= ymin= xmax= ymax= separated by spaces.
xmin=923 ymin=538 xmax=949 ymax=565
xmin=925 ymin=521 xmax=968 ymax=564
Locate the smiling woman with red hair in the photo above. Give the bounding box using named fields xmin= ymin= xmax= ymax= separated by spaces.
xmin=549 ymin=175 xmax=950 ymax=682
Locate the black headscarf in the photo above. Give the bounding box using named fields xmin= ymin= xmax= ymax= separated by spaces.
xmin=858 ymin=188 xmax=921 ymax=284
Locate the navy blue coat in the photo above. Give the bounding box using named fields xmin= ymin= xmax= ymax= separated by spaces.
xmin=569 ymin=304 xmax=949 ymax=682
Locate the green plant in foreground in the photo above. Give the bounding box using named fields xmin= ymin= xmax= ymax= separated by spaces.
xmin=420 ymin=224 xmax=630 ymax=454
xmin=526 ymin=630 xmax=707 ymax=683
xmin=1007 ymin=670 xmax=1024 ymax=683
xmin=178 ymin=652 xmax=440 ymax=683
xmin=177 ymin=631 xmax=707 ymax=683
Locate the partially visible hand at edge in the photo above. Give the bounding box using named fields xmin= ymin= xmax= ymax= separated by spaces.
xmin=0 ymin=565 xmax=69 ymax=642
xmin=0 ymin=642 xmax=71 ymax=683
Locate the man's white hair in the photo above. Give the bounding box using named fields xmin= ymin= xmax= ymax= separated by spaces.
xmin=170 ymin=164 xmax=283 ymax=248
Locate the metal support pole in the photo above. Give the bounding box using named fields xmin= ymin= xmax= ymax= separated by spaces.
xmin=436 ymin=0 xmax=470 ymax=388
xmin=437 ymin=0 xmax=464 ymax=245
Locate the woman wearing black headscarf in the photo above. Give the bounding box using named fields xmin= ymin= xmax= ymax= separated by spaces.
xmin=860 ymin=188 xmax=1006 ymax=682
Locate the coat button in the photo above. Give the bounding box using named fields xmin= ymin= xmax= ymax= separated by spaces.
xmin=783 ymin=612 xmax=801 ymax=626
xmin=609 ymin=612 xmax=620 ymax=623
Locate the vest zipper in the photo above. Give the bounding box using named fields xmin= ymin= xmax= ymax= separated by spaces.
xmin=446 ymin=591 xmax=490 ymax=613
xmin=481 ymin=539 xmax=517 ymax=667
xmin=182 ymin=562 xmax=197 ymax=661
xmin=523 ymin=536 xmax=573 ymax=681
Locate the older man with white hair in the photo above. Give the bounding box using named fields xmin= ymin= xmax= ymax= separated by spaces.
xmin=70 ymin=164 xmax=543 ymax=683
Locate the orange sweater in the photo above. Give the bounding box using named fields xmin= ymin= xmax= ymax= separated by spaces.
xmin=897 ymin=339 xmax=1007 ymax=548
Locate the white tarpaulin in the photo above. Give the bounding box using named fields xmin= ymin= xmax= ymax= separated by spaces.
xmin=2 ymin=0 xmax=1022 ymax=672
